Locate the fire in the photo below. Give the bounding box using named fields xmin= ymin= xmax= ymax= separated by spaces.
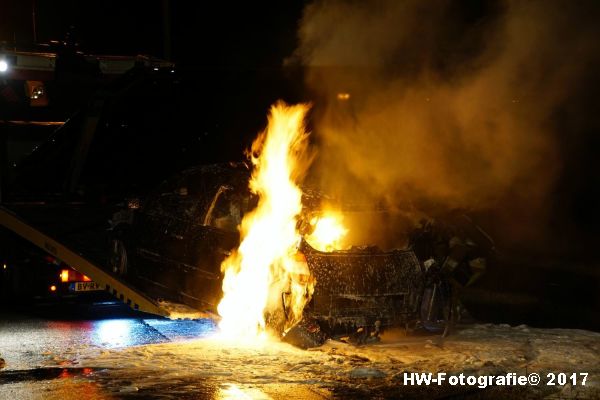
xmin=305 ymin=212 xmax=348 ymax=252
xmin=217 ymin=101 xmax=314 ymax=341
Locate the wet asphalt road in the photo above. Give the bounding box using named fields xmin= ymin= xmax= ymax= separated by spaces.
xmin=0 ymin=302 xmax=333 ymax=399
xmin=0 ymin=308 xmax=216 ymax=352
xmin=2 ymin=302 xmax=599 ymax=399
xmin=0 ymin=301 xmax=226 ymax=399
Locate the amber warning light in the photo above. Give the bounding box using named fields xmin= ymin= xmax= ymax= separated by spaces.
xmin=60 ymin=269 xmax=69 ymax=282
xmin=60 ymin=268 xmax=92 ymax=282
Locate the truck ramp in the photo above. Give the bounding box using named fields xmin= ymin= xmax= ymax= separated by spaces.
xmin=0 ymin=205 xmax=206 ymax=319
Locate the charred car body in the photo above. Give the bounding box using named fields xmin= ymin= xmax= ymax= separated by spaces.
xmin=110 ymin=163 xmax=490 ymax=341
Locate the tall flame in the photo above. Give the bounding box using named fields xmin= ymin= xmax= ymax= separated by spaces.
xmin=217 ymin=102 xmax=314 ymax=341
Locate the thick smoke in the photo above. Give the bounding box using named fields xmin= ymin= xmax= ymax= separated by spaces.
xmin=290 ymin=0 xmax=600 ymax=244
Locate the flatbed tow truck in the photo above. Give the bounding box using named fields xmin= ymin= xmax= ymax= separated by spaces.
xmin=0 ymin=204 xmax=180 ymax=317
xmin=0 ymin=44 xmax=208 ymax=319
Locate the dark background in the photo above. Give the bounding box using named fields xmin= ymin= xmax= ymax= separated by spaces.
xmin=0 ymin=0 xmax=305 ymax=67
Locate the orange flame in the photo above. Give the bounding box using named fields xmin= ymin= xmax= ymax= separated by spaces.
xmin=217 ymin=102 xmax=314 ymax=341
xmin=305 ymin=211 xmax=348 ymax=252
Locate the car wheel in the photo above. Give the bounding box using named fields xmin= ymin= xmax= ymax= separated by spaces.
xmin=109 ymin=238 xmax=128 ymax=276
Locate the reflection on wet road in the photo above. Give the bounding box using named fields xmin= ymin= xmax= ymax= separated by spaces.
xmin=0 ymin=304 xmax=232 ymax=399
xmin=0 ymin=304 xmax=331 ymax=399
xmin=0 ymin=304 xmax=217 ymax=371
xmin=92 ymin=318 xmax=217 ymax=348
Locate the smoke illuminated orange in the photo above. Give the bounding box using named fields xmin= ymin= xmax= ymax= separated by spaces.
xmin=217 ymin=102 xmax=314 ymax=341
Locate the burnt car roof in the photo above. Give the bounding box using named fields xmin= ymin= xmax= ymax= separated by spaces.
xmin=177 ymin=162 xmax=251 ymax=193
xmin=152 ymin=162 xmax=345 ymax=217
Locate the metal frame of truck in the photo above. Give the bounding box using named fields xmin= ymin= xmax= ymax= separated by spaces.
xmin=0 ymin=204 xmax=174 ymax=316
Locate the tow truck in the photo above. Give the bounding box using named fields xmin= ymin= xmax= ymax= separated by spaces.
xmin=0 ymin=43 xmax=202 ymax=317
xmin=0 ymin=204 xmax=181 ymax=316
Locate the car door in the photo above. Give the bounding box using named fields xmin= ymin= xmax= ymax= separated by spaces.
xmin=181 ymin=184 xmax=246 ymax=310
xmin=133 ymin=176 xmax=195 ymax=294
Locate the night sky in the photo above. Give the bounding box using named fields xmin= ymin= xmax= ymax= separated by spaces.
xmin=0 ymin=1 xmax=305 ymax=67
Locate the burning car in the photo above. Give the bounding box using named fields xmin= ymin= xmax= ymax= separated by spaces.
xmin=109 ymin=162 xmax=486 ymax=341
xmin=109 ymin=102 xmax=490 ymax=345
